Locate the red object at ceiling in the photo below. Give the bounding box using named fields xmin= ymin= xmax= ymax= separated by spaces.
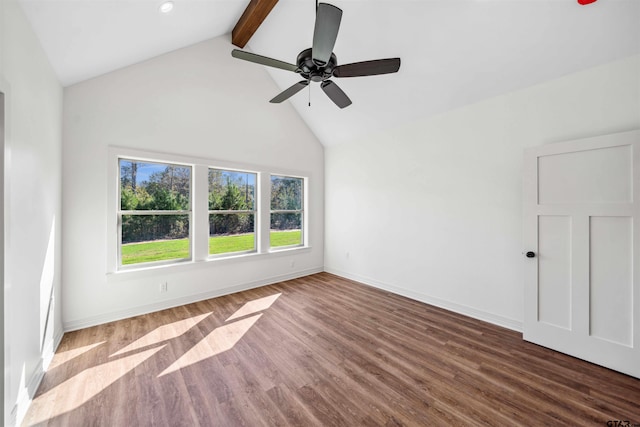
xmin=578 ymin=0 xmax=597 ymax=4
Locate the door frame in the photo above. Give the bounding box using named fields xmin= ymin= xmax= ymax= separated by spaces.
xmin=1 ymin=85 xmax=6 ymax=426
xmin=0 ymin=73 xmax=13 ymax=426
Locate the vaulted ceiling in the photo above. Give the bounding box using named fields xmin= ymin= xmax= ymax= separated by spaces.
xmin=18 ymin=0 xmax=640 ymax=146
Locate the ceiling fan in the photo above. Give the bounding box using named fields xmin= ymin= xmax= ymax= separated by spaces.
xmin=231 ymin=3 xmax=401 ymax=109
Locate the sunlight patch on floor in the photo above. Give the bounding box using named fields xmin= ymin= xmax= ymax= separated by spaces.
xmin=226 ymin=293 xmax=281 ymax=321
xmin=111 ymin=312 xmax=210 ymax=357
xmin=49 ymin=341 xmax=106 ymax=369
xmin=27 ymin=346 xmax=165 ymax=425
xmin=159 ymin=314 xmax=262 ymax=376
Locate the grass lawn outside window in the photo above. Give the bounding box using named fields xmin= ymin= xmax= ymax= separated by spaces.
xmin=121 ymin=230 xmax=302 ymax=265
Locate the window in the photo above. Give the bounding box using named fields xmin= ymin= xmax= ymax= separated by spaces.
xmin=209 ymin=169 xmax=257 ymax=256
xmin=110 ymin=148 xmax=310 ymax=272
xmin=118 ymin=159 xmax=191 ymax=267
xmin=270 ymin=175 xmax=304 ymax=248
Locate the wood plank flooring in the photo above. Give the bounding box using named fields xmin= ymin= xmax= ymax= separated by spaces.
xmin=23 ymin=273 xmax=640 ymax=426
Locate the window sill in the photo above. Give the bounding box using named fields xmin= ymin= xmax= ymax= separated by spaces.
xmin=106 ymin=246 xmax=312 ymax=283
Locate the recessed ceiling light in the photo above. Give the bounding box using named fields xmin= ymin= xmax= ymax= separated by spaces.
xmin=159 ymin=1 xmax=174 ymax=14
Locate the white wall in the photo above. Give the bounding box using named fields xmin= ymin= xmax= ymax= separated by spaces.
xmin=0 ymin=0 xmax=64 ymax=424
xmin=62 ymin=36 xmax=324 ymax=330
xmin=325 ymin=55 xmax=640 ymax=330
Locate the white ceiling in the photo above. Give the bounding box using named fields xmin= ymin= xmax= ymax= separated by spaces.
xmin=18 ymin=0 xmax=640 ymax=146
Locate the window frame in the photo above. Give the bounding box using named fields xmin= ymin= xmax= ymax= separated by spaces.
xmin=269 ymin=174 xmax=305 ymax=250
xmin=117 ymin=158 xmax=193 ymax=269
xmin=107 ymin=147 xmax=311 ymax=275
xmin=208 ymin=167 xmax=258 ymax=258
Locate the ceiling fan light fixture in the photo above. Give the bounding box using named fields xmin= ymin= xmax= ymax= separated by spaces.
xmin=159 ymin=1 xmax=174 ymax=14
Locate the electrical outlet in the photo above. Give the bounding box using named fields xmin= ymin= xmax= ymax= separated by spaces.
xmin=160 ymin=282 xmax=168 ymax=293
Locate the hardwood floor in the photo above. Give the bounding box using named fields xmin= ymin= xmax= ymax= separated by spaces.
xmin=24 ymin=273 xmax=640 ymax=426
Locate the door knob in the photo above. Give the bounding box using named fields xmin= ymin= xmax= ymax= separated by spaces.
xmin=526 ymin=251 xmax=536 ymax=258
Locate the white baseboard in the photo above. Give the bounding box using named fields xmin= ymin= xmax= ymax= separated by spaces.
xmin=63 ymin=267 xmax=324 ymax=332
xmin=13 ymin=329 xmax=64 ymax=427
xmin=324 ymin=268 xmax=523 ymax=333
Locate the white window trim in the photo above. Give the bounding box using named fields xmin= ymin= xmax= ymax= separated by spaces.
xmin=117 ymin=158 xmax=194 ymax=270
xmin=107 ymin=146 xmax=311 ymax=275
xmin=269 ymin=174 xmax=306 ymax=251
xmin=208 ymin=167 xmax=258 ymax=258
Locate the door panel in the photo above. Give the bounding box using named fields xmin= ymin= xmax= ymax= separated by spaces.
xmin=589 ymin=216 xmax=633 ymax=347
xmin=524 ymin=129 xmax=640 ymax=379
xmin=537 ymin=215 xmax=571 ymax=329
xmin=537 ymin=144 xmax=632 ymax=204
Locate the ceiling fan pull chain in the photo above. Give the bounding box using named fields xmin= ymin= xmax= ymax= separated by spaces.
xmin=308 ymin=81 xmax=311 ymax=107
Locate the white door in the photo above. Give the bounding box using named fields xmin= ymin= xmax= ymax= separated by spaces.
xmin=523 ymin=129 xmax=640 ymax=379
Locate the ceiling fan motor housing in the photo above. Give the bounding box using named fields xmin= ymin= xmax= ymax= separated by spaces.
xmin=297 ymin=48 xmax=337 ymax=82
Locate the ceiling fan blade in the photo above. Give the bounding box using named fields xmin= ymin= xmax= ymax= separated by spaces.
xmin=312 ymin=3 xmax=342 ymax=66
xmin=270 ymin=81 xmax=309 ymax=103
xmin=333 ymin=58 xmax=401 ymax=78
xmin=321 ymin=80 xmax=352 ymax=109
xmin=231 ymin=49 xmax=298 ymax=73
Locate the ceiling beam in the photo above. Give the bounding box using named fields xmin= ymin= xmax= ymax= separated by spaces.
xmin=232 ymin=0 xmax=279 ymax=48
